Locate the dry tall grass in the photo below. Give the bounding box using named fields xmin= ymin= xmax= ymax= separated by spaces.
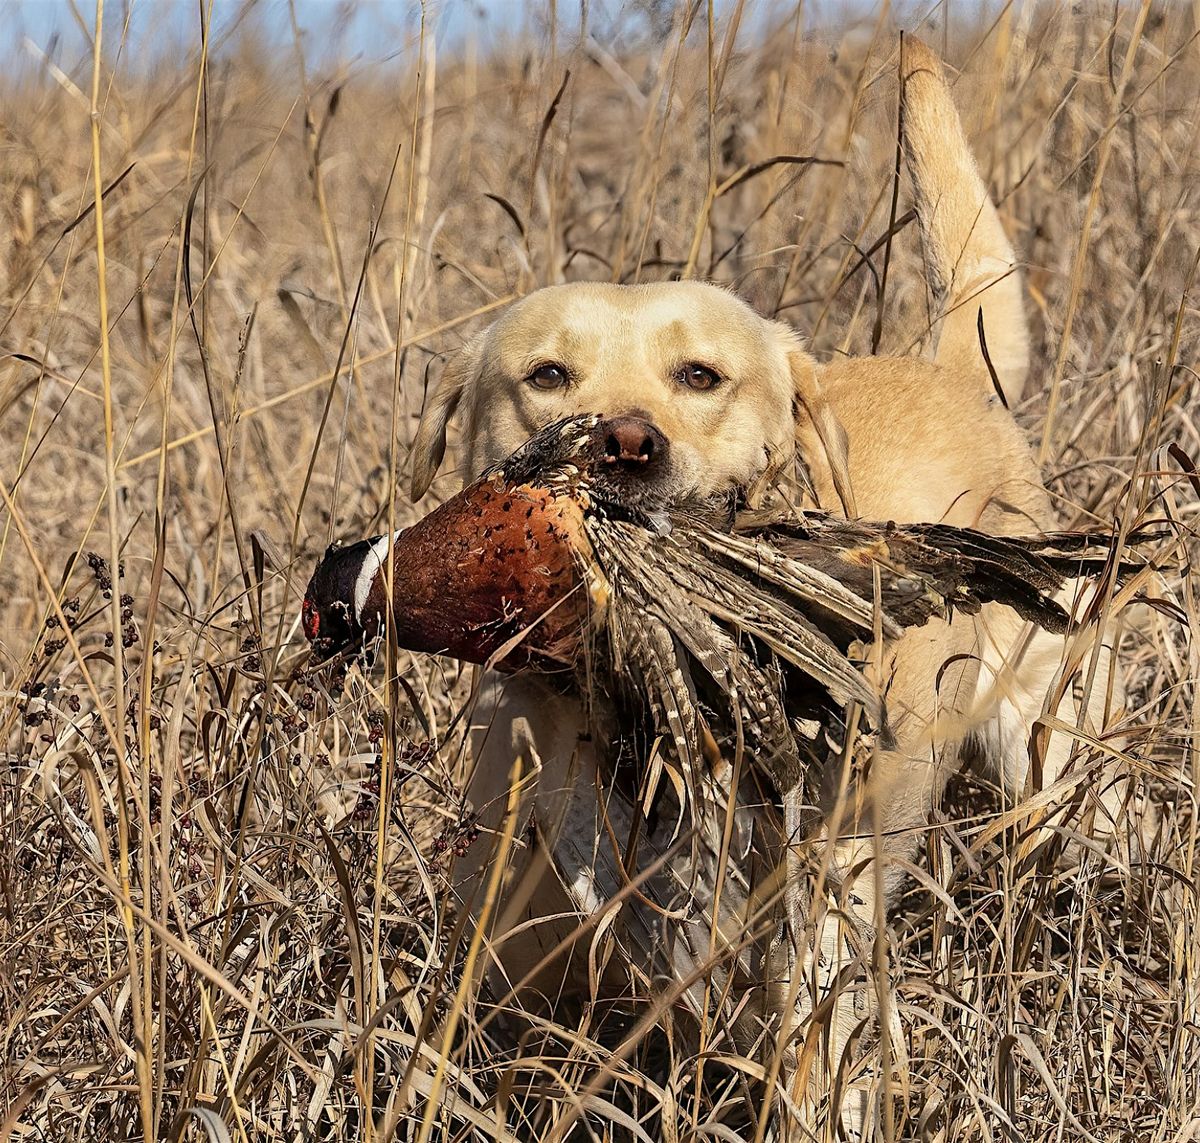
xmin=1 ymin=3 xmax=1198 ymax=1140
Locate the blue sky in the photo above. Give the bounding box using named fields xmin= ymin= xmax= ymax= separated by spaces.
xmin=3 ymin=1 xmax=952 ymax=83
xmin=1 ymin=1 xmax=539 ymax=75
xmin=0 ymin=1 xmax=889 ymax=69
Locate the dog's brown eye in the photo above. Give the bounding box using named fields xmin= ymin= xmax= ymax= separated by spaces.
xmin=528 ymin=363 xmax=569 ymax=390
xmin=678 ymin=363 xmax=722 ymax=391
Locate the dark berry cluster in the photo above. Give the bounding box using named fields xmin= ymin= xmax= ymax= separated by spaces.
xmin=42 ymin=595 xmax=81 ymax=654
xmin=19 ymin=679 xmax=49 ymax=729
xmin=278 ymin=703 xmax=310 ymax=735
xmin=78 ymin=555 xmax=139 ymax=647
xmin=429 ymin=812 xmax=480 ymax=874
xmin=120 ymin=592 xmax=139 ymax=648
xmin=352 ymin=769 xmax=381 ymax=824
xmin=325 ymin=659 xmax=347 ymax=698
xmin=126 ymin=693 xmax=161 ymax=731
xmin=240 ymin=632 xmax=261 ymax=673
xmin=398 ymin=740 xmax=436 ymax=769
xmin=86 ymin=551 xmax=114 ymax=593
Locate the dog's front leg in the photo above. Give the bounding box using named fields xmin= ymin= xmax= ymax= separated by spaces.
xmin=460 ymin=670 xmax=604 ymax=1006
xmin=765 ymin=795 xmax=881 ymax=1141
xmin=773 ymin=733 xmax=956 ymax=1143
xmin=465 ymin=670 xmax=726 ymax=1029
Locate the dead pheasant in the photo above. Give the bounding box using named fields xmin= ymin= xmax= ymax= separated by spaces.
xmin=303 ymin=414 xmax=1127 ymax=792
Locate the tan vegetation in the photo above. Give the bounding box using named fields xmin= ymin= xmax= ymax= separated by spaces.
xmin=1 ymin=3 xmax=1198 ymax=1140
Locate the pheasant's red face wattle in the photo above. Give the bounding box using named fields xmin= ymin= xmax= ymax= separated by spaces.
xmin=302 ymin=597 xmax=320 ymax=641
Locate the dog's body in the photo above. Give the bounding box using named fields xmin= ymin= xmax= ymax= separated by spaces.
xmin=409 ymin=41 xmax=1121 ymax=1135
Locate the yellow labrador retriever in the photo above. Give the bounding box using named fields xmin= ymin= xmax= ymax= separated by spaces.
xmin=408 ymin=39 xmax=1119 ymax=1135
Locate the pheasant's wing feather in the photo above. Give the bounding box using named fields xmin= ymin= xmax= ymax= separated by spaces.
xmin=739 ymin=515 xmax=1115 ymax=635
xmin=690 ymin=529 xmax=902 ymax=639
xmin=625 ymin=533 xmax=834 ymax=748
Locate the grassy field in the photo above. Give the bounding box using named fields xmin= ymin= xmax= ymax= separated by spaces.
xmin=2 ymin=2 xmax=1198 ymax=1139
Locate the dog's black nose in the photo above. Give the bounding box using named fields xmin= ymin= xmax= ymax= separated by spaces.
xmin=602 ymin=416 xmax=668 ymax=473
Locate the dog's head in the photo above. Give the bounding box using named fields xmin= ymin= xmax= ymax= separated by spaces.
xmin=409 ymin=281 xmax=851 ymax=510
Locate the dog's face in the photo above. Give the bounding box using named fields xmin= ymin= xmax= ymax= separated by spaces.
xmin=410 ymin=281 xmax=826 ymax=504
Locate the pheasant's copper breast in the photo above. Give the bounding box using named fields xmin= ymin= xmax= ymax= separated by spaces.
xmin=369 ymin=471 xmax=597 ymax=671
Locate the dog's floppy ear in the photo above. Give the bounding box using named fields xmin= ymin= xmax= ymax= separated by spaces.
xmin=788 ymin=349 xmax=857 ymax=518
xmin=409 ymin=337 xmax=483 ymax=501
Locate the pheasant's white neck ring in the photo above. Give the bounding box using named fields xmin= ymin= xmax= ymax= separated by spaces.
xmin=354 ymin=530 xmax=404 ymax=623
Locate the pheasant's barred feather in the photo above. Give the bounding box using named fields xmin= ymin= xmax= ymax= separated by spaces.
xmin=589 ymin=520 xmax=826 ymax=787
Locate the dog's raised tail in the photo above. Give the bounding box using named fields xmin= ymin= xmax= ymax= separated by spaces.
xmin=901 ymin=37 xmax=1029 ymax=406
